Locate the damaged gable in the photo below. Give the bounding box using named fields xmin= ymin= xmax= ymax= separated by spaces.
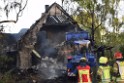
xmin=45 ymin=3 xmax=74 ymax=25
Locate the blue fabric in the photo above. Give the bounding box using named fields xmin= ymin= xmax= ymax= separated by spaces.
xmin=65 ymin=31 xmax=89 ymax=41
xmin=73 ymin=68 xmax=78 ymax=74
xmin=86 ymin=53 xmax=97 ymax=67
xmin=71 ymin=55 xmax=82 ymax=63
xmin=67 ymin=62 xmax=73 ymax=69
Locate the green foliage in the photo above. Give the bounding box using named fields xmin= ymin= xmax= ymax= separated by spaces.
xmin=0 ymin=70 xmax=29 ymax=83
xmin=63 ymin=0 xmax=124 ymax=49
xmin=104 ymin=32 xmax=124 ymax=46
xmin=0 ymin=55 xmax=14 ymax=73
xmin=0 ymin=71 xmax=15 ymax=83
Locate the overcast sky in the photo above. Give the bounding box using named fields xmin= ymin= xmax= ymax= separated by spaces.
xmin=5 ymin=0 xmax=61 ymax=33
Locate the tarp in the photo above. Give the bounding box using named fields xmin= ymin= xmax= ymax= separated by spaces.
xmin=66 ymin=31 xmax=89 ymax=41
xmin=74 ymin=40 xmax=90 ymax=45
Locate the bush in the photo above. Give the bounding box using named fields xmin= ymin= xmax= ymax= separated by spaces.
xmin=0 ymin=71 xmax=15 ymax=83
xmin=0 ymin=55 xmax=14 ymax=73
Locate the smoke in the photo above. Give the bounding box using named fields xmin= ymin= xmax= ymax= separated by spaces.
xmin=36 ymin=31 xmax=59 ymax=58
xmin=36 ymin=56 xmax=66 ymax=79
xmin=35 ymin=31 xmax=67 ymax=79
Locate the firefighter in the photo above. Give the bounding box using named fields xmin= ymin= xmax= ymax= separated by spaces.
xmin=97 ymin=56 xmax=111 ymax=83
xmin=112 ymin=52 xmax=124 ymax=83
xmin=74 ymin=57 xmax=92 ymax=83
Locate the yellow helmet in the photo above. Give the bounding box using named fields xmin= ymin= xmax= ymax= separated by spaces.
xmin=99 ymin=56 xmax=108 ymax=64
xmin=80 ymin=57 xmax=87 ymax=61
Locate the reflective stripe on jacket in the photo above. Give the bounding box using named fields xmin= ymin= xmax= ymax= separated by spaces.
xmin=99 ymin=65 xmax=111 ymax=82
xmin=116 ymin=61 xmax=124 ymax=81
xmin=77 ymin=65 xmax=91 ymax=83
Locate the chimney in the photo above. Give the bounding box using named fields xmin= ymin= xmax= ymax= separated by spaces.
xmin=45 ymin=5 xmax=49 ymax=13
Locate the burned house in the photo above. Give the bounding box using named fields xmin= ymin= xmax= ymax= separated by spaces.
xmin=17 ymin=3 xmax=83 ymax=69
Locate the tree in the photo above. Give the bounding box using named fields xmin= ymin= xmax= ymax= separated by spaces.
xmin=0 ymin=0 xmax=28 ymax=31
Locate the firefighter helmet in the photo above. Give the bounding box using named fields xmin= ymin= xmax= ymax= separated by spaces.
xmin=80 ymin=57 xmax=87 ymax=61
xmin=114 ymin=52 xmax=123 ymax=59
xmin=99 ymin=56 xmax=108 ymax=64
